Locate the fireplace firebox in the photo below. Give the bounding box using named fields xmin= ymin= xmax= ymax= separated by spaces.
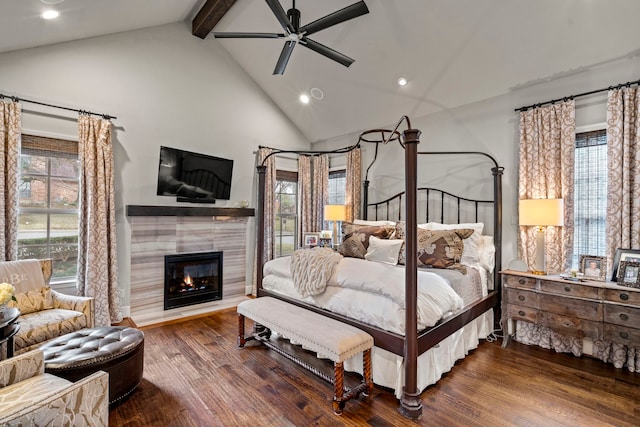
xmin=164 ymin=251 xmax=222 ymax=310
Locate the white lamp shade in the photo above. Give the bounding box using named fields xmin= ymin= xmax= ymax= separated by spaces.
xmin=324 ymin=205 xmax=346 ymax=221
xmin=519 ymin=199 xmax=564 ymax=227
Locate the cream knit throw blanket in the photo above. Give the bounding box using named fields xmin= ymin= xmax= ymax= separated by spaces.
xmin=290 ymin=247 xmax=343 ymax=297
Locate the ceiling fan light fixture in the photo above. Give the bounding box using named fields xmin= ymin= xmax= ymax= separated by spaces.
xmin=397 ymin=77 xmax=408 ymax=87
xmin=299 ymin=94 xmax=310 ymax=104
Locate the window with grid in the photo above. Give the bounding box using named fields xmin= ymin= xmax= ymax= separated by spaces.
xmin=18 ymin=134 xmax=80 ymax=282
xmin=274 ymin=170 xmax=298 ymax=257
xmin=328 ymin=169 xmax=346 ymax=205
xmin=572 ymin=129 xmax=607 ymax=267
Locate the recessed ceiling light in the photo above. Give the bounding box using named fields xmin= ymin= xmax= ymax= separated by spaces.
xmin=310 ymin=88 xmax=324 ymax=100
xmin=397 ymin=77 xmax=408 ymax=87
xmin=299 ymin=94 xmax=310 ymax=104
xmin=41 ymin=10 xmax=60 ymax=20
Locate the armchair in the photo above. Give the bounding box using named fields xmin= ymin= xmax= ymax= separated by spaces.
xmin=0 ymin=259 xmax=94 ymax=354
xmin=0 ymin=349 xmax=108 ymax=426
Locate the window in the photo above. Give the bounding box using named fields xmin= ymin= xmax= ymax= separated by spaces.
xmin=274 ymin=170 xmax=298 ymax=257
xmin=17 ymin=134 xmax=80 ymax=281
xmin=328 ymin=169 xmax=346 ymax=205
xmin=572 ymin=129 xmax=607 ymax=267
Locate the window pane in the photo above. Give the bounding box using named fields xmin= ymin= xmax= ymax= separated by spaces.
xmin=21 ymin=155 xmax=47 ymax=175
xmin=280 ymin=194 xmax=297 ymax=214
xmin=19 ymin=176 xmax=47 ymax=208
xmin=51 ymin=178 xmax=80 ymax=208
xmin=18 ymin=213 xmax=48 ymax=243
xmin=50 ymin=157 xmax=79 ymax=178
xmin=50 ymin=213 xmax=79 ymax=235
xmin=328 ymin=170 xmax=346 ymax=205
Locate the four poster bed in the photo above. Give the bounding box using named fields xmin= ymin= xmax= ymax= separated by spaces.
xmin=254 ymin=117 xmax=503 ymax=419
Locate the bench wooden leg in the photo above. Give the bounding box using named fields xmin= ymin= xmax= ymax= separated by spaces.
xmin=363 ymin=348 xmax=373 ymax=396
xmin=333 ymin=361 xmax=345 ymax=415
xmin=238 ymin=314 xmax=246 ymax=347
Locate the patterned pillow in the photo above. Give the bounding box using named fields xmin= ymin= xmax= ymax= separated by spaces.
xmin=339 ymin=223 xmax=395 ymax=259
xmin=395 ymin=221 xmax=474 ymax=273
xmin=8 ymin=286 xmax=54 ymax=315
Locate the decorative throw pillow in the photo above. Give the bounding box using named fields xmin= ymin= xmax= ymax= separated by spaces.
xmin=364 ymin=235 xmax=404 ymax=265
xmin=339 ymin=223 xmax=395 ymax=259
xmin=419 ymin=222 xmax=484 ymax=268
xmin=395 ymin=221 xmax=473 ymax=273
xmin=8 ymin=286 xmax=54 ymax=315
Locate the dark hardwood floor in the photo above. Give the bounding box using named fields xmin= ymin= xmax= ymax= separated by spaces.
xmin=110 ymin=309 xmax=640 ymax=426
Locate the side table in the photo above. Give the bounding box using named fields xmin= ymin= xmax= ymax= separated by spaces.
xmin=0 ymin=307 xmax=21 ymax=359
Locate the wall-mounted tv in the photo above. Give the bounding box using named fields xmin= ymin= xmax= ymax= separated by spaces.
xmin=157 ymin=146 xmax=233 ymax=202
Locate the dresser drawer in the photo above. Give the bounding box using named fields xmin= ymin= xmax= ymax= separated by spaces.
xmin=504 ymin=275 xmax=536 ymax=290
xmin=603 ymin=324 xmax=640 ymax=346
xmin=539 ymin=280 xmax=600 ymax=299
xmin=603 ymin=288 xmax=640 ymax=306
xmin=506 ymin=304 xmax=538 ymax=323
xmin=538 ymin=294 xmax=601 ymax=321
xmin=539 ymin=311 xmax=601 ymax=339
xmin=505 ymin=289 xmax=538 ymax=308
xmin=603 ymin=304 xmax=640 ymax=328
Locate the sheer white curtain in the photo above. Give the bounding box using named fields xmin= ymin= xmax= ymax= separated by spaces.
xmin=77 ymin=115 xmax=121 ymax=326
xmin=0 ymin=100 xmax=20 ymax=261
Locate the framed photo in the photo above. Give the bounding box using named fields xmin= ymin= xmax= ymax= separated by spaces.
xmin=318 ymin=237 xmax=333 ymax=248
xmin=616 ymin=261 xmax=640 ymax=288
xmin=579 ymin=254 xmax=606 ymax=281
xmin=303 ymin=233 xmax=319 ymax=248
xmin=611 ymin=248 xmax=640 ymax=282
xmin=319 ymin=230 xmax=333 ymax=239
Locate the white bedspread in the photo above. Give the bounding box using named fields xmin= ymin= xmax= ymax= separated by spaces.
xmin=263 ymin=256 xmax=464 ymax=334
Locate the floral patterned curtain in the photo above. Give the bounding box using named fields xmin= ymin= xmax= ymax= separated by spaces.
xmin=77 ymin=115 xmax=121 ymax=326
xmin=518 ymin=101 xmax=576 ymax=274
xmin=0 ymin=100 xmax=20 ymax=261
xmin=345 ymin=147 xmax=361 ymax=222
xmin=606 ymin=87 xmax=640 ymax=261
xmin=313 ymin=155 xmax=328 ymax=232
xmin=298 ymin=155 xmax=312 ymax=247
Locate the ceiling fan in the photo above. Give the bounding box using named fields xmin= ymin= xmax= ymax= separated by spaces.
xmin=213 ymin=0 xmax=369 ymax=75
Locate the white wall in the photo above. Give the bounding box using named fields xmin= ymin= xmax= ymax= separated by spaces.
xmin=0 ymin=22 xmax=310 ymax=314
xmin=315 ymin=55 xmax=640 ymax=269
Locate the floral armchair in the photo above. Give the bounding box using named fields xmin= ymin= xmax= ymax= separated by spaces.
xmin=1 ymin=259 xmax=94 ymax=354
xmin=0 ymin=349 xmax=108 ymax=426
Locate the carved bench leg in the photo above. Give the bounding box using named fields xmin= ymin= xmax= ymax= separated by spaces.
xmin=238 ymin=314 xmax=246 ymax=347
xmin=363 ymin=348 xmax=373 ymax=396
xmin=333 ymin=361 xmax=345 ymax=415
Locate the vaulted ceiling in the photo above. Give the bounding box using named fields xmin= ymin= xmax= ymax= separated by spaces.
xmin=3 ymin=0 xmax=640 ymax=142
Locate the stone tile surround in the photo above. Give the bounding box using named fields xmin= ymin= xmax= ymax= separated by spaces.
xmin=128 ymin=207 xmax=253 ymax=326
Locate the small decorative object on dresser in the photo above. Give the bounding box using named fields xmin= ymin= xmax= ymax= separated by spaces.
xmin=579 ymin=254 xmax=606 ymax=281
xmin=616 ymin=261 xmax=640 ymax=288
xmin=318 ymin=237 xmax=332 ymax=248
xmin=303 ymin=233 xmax=319 ymax=248
xmin=610 ymin=248 xmax=640 ymax=281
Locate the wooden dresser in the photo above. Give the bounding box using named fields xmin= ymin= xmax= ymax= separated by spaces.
xmin=501 ymin=270 xmax=640 ymax=349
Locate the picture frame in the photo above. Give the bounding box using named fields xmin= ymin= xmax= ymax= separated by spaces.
xmin=611 ymin=248 xmax=640 ymax=282
xmin=319 ymin=230 xmax=333 ymax=239
xmin=303 ymin=233 xmax=319 ymax=248
xmin=318 ymin=237 xmax=333 ymax=248
xmin=579 ymin=254 xmax=606 ymax=281
xmin=616 ymin=261 xmax=640 ymax=288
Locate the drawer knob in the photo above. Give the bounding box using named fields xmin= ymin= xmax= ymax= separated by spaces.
xmin=564 ymin=286 xmax=571 ymax=292
xmin=518 ymin=310 xmax=525 ymax=316
xmin=620 ymin=331 xmax=629 ymax=340
xmin=620 ymin=313 xmax=629 ymax=321
xmin=518 ymin=295 xmax=525 ymax=301
xmin=518 ymin=278 xmax=526 ymax=285
xmin=620 ymin=293 xmax=629 ymax=301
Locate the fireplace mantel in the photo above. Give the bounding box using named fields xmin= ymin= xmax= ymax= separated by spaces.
xmin=126 ymin=205 xmax=255 ymax=217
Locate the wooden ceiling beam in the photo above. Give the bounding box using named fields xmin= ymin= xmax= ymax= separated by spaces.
xmin=192 ymin=0 xmax=237 ymax=39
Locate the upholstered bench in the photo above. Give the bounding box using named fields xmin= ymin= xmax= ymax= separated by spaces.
xmin=237 ymin=297 xmax=373 ymax=415
xmin=39 ymin=326 xmax=144 ymax=406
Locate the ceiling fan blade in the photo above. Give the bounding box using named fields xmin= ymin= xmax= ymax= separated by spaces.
xmin=273 ymin=40 xmax=296 ymax=75
xmin=265 ymin=0 xmax=295 ymax=34
xmin=213 ymin=32 xmax=284 ymax=39
xmin=299 ymin=1 xmax=369 ymax=37
xmin=301 ymin=37 xmax=354 ymax=68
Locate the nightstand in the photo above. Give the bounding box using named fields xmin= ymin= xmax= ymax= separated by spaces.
xmin=501 ymin=270 xmax=640 ymax=349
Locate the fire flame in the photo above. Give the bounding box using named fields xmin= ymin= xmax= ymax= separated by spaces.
xmin=183 ymin=274 xmax=193 ymax=286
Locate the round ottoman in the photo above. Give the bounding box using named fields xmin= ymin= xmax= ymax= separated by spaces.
xmin=40 ymin=326 xmax=144 ymax=406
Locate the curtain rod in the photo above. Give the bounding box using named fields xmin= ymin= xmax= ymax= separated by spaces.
xmin=0 ymin=93 xmax=117 ymax=120
xmin=514 ymin=77 xmax=640 ymax=112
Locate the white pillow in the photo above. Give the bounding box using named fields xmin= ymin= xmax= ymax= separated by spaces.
xmin=418 ymin=222 xmax=484 ymax=267
xmin=364 ymin=235 xmax=403 ymax=265
xmin=353 ymin=219 xmax=396 ymax=227
xmin=479 ymin=235 xmax=495 ymax=273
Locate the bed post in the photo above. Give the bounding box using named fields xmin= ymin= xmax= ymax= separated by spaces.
xmin=492 ymin=166 xmax=504 ymax=326
xmin=362 ymin=180 xmax=369 ymax=220
xmin=256 ymin=165 xmax=266 ymax=293
xmin=399 ymin=127 xmax=422 ymax=420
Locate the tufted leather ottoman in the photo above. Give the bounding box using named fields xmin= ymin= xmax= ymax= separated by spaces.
xmin=40 ymin=326 xmax=144 ymax=406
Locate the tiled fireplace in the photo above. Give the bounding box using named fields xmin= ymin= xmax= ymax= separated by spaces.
xmin=164 ymin=251 xmax=223 ymax=310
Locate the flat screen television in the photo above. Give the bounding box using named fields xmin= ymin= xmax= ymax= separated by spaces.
xmin=156 ymin=146 xmax=233 ymax=202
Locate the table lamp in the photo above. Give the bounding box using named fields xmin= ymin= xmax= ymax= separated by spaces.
xmin=324 ymin=205 xmax=346 ymax=248
xmin=519 ymin=198 xmax=564 ymax=275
